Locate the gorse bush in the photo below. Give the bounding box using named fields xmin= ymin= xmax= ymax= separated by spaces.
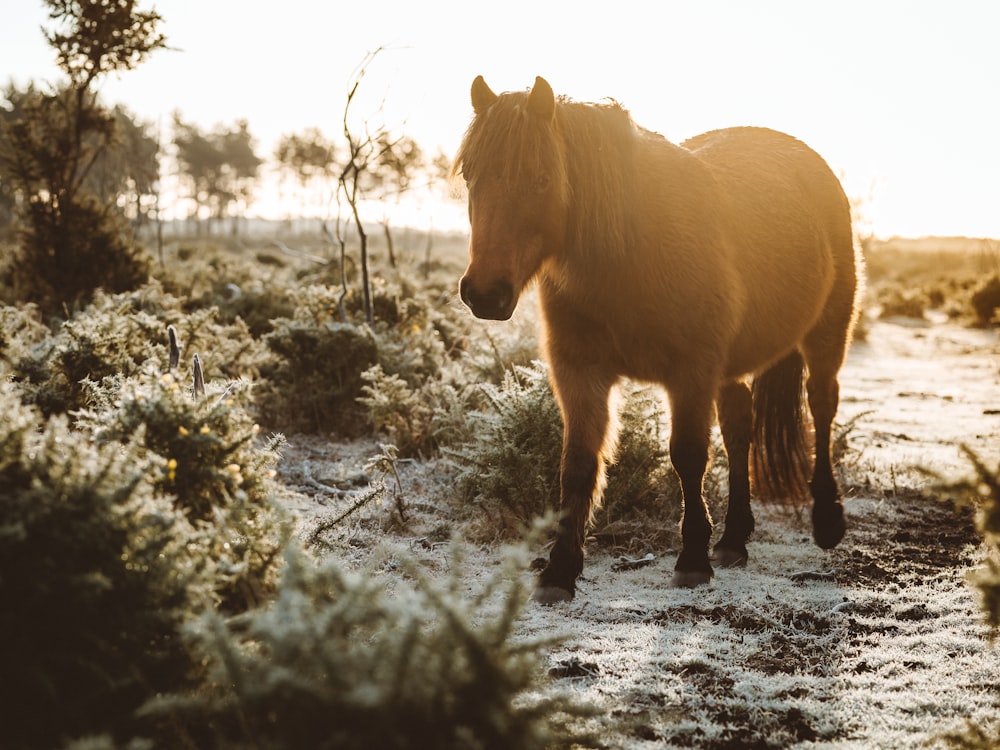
xmin=957 ymin=450 xmax=1000 ymax=630
xmin=144 ymin=542 xmax=596 ymax=750
xmin=80 ymin=367 xmax=291 ymax=613
xmin=449 ymin=362 xmax=679 ymax=541
xmin=158 ymin=241 xmax=299 ymax=337
xmin=0 ymin=322 xmax=293 ymax=746
xmin=0 ymin=384 xmax=200 ymax=748
xmin=360 ymin=362 xmax=472 ymax=458
xmin=450 ymin=363 xmax=564 ymax=524
xmin=5 ymin=282 xmax=266 ymax=417
xmin=257 ymin=270 xmax=464 ymax=438
xmin=258 ymin=318 xmax=379 ymax=434
xmin=8 ymin=194 xmax=151 ymax=316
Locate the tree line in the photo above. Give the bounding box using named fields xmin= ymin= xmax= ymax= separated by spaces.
xmin=0 ymin=86 xmax=446 ymax=237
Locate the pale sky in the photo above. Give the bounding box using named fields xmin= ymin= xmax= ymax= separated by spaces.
xmin=2 ymin=0 xmax=998 ymax=238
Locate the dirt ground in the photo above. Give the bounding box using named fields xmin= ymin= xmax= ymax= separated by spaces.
xmin=278 ymin=311 xmax=1000 ymax=749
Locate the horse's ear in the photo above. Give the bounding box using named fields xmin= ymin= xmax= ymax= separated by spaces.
xmin=527 ymin=76 xmax=555 ymax=121
xmin=471 ymin=75 xmax=498 ymax=115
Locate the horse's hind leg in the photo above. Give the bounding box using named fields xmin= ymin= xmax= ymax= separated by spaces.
xmin=713 ymin=380 xmax=754 ymax=567
xmin=803 ymin=330 xmax=851 ymax=549
xmin=668 ymin=384 xmax=717 ymax=588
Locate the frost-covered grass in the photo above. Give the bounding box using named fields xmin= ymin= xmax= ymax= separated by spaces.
xmin=508 ymin=498 xmax=997 ymax=749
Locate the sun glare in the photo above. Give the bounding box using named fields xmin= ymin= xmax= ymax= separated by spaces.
xmin=2 ymin=2 xmax=998 ymax=239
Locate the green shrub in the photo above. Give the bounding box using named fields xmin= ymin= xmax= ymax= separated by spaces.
xmin=143 ymin=541 xmax=596 ymax=750
xmin=258 ymin=318 xmax=379 ymax=434
xmin=7 ymin=283 xmax=265 ymax=416
xmin=448 ymin=362 xmax=677 ymax=540
xmin=878 ymin=285 xmax=928 ymax=320
xmin=0 ymin=300 xmax=48 ymax=356
xmin=449 ymin=363 xmax=564 ymax=525
xmin=937 ymin=450 xmax=1000 ymax=748
xmin=158 ymin=241 xmax=299 ymax=337
xmin=79 ymin=368 xmax=291 ymax=613
xmin=4 ymin=191 xmax=151 ymax=318
xmin=0 ymin=385 xmax=200 ymax=748
xmin=359 ymin=362 xmax=472 ymax=458
xmin=953 ymin=450 xmax=1000 ymax=630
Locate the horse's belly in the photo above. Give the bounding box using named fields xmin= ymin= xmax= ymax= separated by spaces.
xmin=725 ymin=288 xmax=830 ymax=377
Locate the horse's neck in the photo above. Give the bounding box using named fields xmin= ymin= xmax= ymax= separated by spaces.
xmin=561 ymin=132 xmax=695 ymax=258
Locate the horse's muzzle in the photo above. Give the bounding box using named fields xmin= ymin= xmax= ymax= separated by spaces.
xmin=459 ymin=277 xmax=514 ymax=320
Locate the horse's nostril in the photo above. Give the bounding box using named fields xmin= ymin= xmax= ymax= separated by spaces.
xmin=460 ymin=279 xmax=515 ymax=320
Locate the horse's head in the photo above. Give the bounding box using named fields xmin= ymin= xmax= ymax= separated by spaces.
xmin=455 ymin=76 xmax=569 ymax=320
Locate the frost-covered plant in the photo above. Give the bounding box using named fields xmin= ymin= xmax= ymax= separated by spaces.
xmin=143 ymin=540 xmax=596 ymax=750
xmin=955 ymin=450 xmax=1000 ymax=630
xmin=258 ymin=318 xmax=379 ymax=434
xmin=0 ymin=300 xmax=49 ymax=359
xmin=79 ymin=367 xmax=291 ymax=612
xmin=449 ymin=362 xmax=677 ymax=538
xmin=0 ymin=384 xmax=201 ymax=748
xmin=7 ymin=282 xmax=265 ymax=416
xmin=359 ymin=362 xmax=471 ymax=457
xmin=157 ymin=241 xmax=299 ymax=337
xmin=449 ymin=362 xmax=563 ymax=524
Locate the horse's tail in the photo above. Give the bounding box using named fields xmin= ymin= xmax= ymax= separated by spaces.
xmin=750 ymin=350 xmax=812 ymax=502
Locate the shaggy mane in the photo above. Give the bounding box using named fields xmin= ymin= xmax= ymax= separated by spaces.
xmin=454 ymin=91 xmax=642 ymax=259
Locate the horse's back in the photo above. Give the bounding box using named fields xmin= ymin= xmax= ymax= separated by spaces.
xmin=683 ymin=127 xmax=850 ymax=242
xmin=682 ymin=127 xmax=858 ymax=376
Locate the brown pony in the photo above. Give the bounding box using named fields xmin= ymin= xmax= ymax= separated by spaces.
xmin=455 ymin=76 xmax=861 ymax=603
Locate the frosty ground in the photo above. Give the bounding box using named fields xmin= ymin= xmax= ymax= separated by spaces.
xmin=277 ymin=313 xmax=1000 ymax=749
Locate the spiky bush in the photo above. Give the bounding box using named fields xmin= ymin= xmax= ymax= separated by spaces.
xmin=0 ymin=384 xmax=200 ymax=748
xmin=79 ymin=368 xmax=291 ymax=612
xmin=359 ymin=362 xmax=472 ymax=458
xmin=258 ymin=318 xmax=379 ymax=434
xmin=449 ymin=363 xmax=564 ymax=524
xmin=257 ymin=271 xmax=464 ymax=437
xmin=878 ymin=285 xmax=929 ymax=320
xmin=7 ymin=282 xmax=265 ymax=416
xmin=449 ymin=362 xmax=677 ymax=539
xmin=143 ymin=541 xmax=596 ymax=750
xmin=157 ymin=240 xmax=299 ymax=337
xmin=957 ymin=451 xmax=1000 ymax=630
xmin=0 ymin=300 xmax=49 ymax=356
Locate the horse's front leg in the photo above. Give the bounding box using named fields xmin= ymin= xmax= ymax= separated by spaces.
xmin=668 ymin=385 xmax=717 ymax=588
xmin=533 ymin=366 xmax=617 ymax=604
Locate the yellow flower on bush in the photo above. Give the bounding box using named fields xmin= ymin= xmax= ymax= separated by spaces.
xmin=166 ymin=458 xmax=178 ymax=482
xmin=226 ymin=463 xmax=244 ymax=485
xmin=178 ymin=425 xmax=189 ymax=436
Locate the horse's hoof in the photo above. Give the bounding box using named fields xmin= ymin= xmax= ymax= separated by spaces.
xmin=813 ymin=501 xmax=846 ymax=550
xmin=531 ymin=585 xmax=574 ymax=604
xmin=711 ymin=546 xmax=749 ymax=568
xmin=670 ymin=570 xmax=713 ymax=588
